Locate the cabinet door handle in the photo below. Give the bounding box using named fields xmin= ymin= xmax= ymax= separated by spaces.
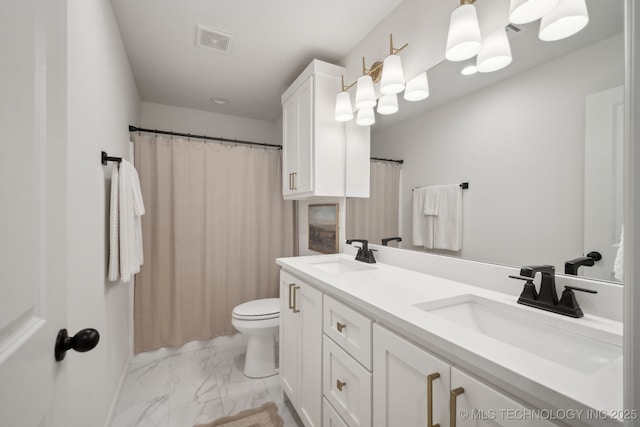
xmin=427 ymin=373 xmax=441 ymax=427
xmin=288 ymin=173 xmax=293 ymax=190
xmin=336 ymin=322 xmax=346 ymax=333
xmin=288 ymin=283 xmax=295 ymax=310
xmin=450 ymin=387 xmax=465 ymax=427
xmin=292 ymin=286 xmax=300 ymax=313
xmin=336 ymin=379 xmax=346 ymax=391
xmin=292 ymin=172 xmax=297 ymax=190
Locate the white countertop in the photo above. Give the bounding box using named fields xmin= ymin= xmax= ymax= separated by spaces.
xmin=276 ymin=253 xmax=624 ymax=427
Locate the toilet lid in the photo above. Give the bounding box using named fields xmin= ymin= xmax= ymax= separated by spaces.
xmin=232 ymin=298 xmax=280 ymax=320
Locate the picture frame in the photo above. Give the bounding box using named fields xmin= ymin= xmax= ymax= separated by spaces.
xmin=308 ymin=203 xmax=339 ymax=254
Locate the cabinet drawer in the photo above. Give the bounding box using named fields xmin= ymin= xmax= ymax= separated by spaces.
xmin=323 ymin=336 xmax=372 ymax=427
xmin=323 ymin=397 xmax=348 ymax=427
xmin=324 ymin=295 xmax=372 ymax=369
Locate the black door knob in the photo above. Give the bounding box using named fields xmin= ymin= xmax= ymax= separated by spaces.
xmin=55 ymin=328 xmax=100 ymax=361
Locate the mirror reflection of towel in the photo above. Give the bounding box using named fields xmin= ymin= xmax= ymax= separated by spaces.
xmin=430 ymin=185 xmax=462 ymax=251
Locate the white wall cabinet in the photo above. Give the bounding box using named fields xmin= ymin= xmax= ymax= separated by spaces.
xmin=279 ymin=270 xmax=323 ymax=427
xmin=281 ymin=59 xmax=370 ymax=199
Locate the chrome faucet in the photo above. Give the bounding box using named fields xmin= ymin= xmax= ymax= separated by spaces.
xmin=346 ymin=239 xmax=376 ymax=264
xmin=509 ymin=265 xmax=597 ymax=318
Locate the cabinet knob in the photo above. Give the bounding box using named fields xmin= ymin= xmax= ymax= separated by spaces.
xmin=336 ymin=322 xmax=346 ymax=333
xmin=450 ymin=387 xmax=465 ymax=427
xmin=336 ymin=379 xmax=347 ymax=392
xmin=427 ymin=373 xmax=441 ymax=427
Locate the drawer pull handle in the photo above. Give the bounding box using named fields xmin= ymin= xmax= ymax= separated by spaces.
xmin=288 ymin=283 xmax=295 ymax=310
xmin=292 ymin=286 xmax=300 ymax=313
xmin=450 ymin=387 xmax=465 ymax=427
xmin=336 ymin=322 xmax=346 ymax=333
xmin=427 ymin=373 xmax=441 ymax=427
xmin=336 ymin=379 xmax=346 ymax=392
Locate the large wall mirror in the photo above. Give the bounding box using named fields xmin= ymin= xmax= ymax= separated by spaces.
xmin=346 ymin=0 xmax=624 ymax=284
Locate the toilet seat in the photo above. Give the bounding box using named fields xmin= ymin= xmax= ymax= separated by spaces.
xmin=232 ymin=298 xmax=279 ymax=321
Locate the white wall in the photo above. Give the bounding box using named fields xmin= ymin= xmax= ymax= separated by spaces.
xmin=371 ymin=33 xmax=624 ymax=272
xmin=140 ymin=101 xmax=279 ymax=145
xmin=67 ymin=1 xmax=140 ymax=425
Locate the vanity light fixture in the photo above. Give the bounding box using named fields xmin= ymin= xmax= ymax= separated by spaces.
xmin=334 ymin=34 xmax=410 ymax=126
xmin=476 ymin=27 xmax=513 ymax=73
xmin=460 ymin=64 xmax=478 ymax=76
xmin=538 ymin=0 xmax=589 ymax=41
xmin=445 ymin=0 xmax=482 ymax=62
xmin=403 ymin=72 xmax=430 ymax=101
xmin=509 ymin=0 xmax=559 ymax=24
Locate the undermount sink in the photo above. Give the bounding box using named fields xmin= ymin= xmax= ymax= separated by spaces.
xmin=415 ymin=294 xmax=622 ymax=374
xmin=309 ymin=258 xmax=376 ymax=274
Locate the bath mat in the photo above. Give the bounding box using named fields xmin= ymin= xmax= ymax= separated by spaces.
xmin=195 ymin=402 xmax=283 ymax=427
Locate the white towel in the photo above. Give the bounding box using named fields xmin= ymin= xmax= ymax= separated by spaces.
xmin=107 ymin=164 xmax=120 ymax=281
xmin=423 ymin=186 xmax=440 ymax=216
xmin=431 ymin=185 xmax=462 ymax=251
xmin=614 ymin=225 xmax=624 ymax=281
xmin=114 ymin=159 xmax=145 ymax=283
xmin=412 ymin=187 xmax=433 ymax=247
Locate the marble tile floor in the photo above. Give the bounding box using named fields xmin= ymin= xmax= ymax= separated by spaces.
xmin=111 ymin=333 xmax=303 ymax=427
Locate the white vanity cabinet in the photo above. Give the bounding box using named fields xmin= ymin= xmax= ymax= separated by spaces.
xmin=279 ymin=270 xmax=323 ymax=427
xmin=281 ymin=59 xmax=370 ymax=199
xmin=373 ymin=323 xmax=560 ymax=427
xmin=373 ymin=324 xmax=451 ymax=427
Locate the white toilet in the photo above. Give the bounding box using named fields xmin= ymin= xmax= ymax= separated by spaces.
xmin=231 ymin=298 xmax=280 ymax=378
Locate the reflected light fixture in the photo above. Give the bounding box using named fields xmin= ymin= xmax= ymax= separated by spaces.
xmin=538 ymin=0 xmax=589 ymax=41
xmin=445 ymin=0 xmax=482 ymax=62
xmin=377 ymin=94 xmax=399 ymax=115
xmin=355 ymin=74 xmax=376 ymax=110
xmin=509 ymin=0 xmax=559 ymax=24
xmin=356 ymin=107 xmax=376 ymax=126
xmin=380 ymin=35 xmax=407 ymax=95
xmin=403 ymin=72 xmax=429 ymax=101
xmin=476 ymin=27 xmax=513 ymax=73
xmin=460 ymin=64 xmax=478 ymax=76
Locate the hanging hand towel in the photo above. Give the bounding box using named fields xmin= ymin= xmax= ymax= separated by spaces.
xmin=412 ymin=187 xmax=434 ymax=248
xmin=431 ymin=184 xmax=463 ymax=251
xmin=119 ymin=159 xmax=145 ymax=283
xmin=108 ymin=163 xmax=120 ymax=281
xmin=614 ymin=225 xmax=624 ymax=281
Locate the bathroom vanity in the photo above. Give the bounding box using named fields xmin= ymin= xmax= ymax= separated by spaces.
xmin=277 ymin=253 xmax=623 ymax=427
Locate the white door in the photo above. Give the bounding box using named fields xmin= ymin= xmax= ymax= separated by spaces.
xmin=584 ymin=86 xmax=624 ymax=281
xmin=0 ymin=0 xmax=68 ymax=425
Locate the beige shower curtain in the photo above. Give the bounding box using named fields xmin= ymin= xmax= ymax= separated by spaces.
xmin=133 ymin=133 xmax=294 ymax=353
xmin=346 ymin=160 xmax=401 ymax=245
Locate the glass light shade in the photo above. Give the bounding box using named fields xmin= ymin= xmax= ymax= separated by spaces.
xmin=403 ymin=72 xmax=429 ymax=101
xmin=476 ymin=28 xmax=512 ymax=73
xmin=509 ymin=0 xmax=559 ymax=24
xmin=377 ymin=94 xmax=399 ymax=115
xmin=355 ymin=75 xmax=376 ymax=110
xmin=356 ymin=107 xmax=375 ymax=126
xmin=445 ymin=4 xmax=482 ymax=62
xmin=460 ymin=64 xmax=478 ymax=75
xmin=334 ymin=91 xmax=353 ymax=122
xmin=380 ymin=55 xmax=405 ymax=95
xmin=539 ymin=0 xmax=589 ymax=41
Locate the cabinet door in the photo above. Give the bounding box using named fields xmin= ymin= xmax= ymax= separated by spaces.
xmin=279 ymin=271 xmax=299 ymax=405
xmin=282 ymin=76 xmax=313 ymax=197
xmin=299 ymin=282 xmax=323 ymax=427
xmin=373 ymin=324 xmax=451 ymax=427
xmin=450 ymin=367 xmax=558 ymax=427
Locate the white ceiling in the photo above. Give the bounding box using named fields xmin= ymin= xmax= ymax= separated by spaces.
xmin=110 ymin=0 xmax=404 ymax=122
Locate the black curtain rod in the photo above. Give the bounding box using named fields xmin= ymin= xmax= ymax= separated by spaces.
xmin=128 ymin=125 xmax=282 ymax=149
xmin=370 ymin=156 xmax=404 ymax=164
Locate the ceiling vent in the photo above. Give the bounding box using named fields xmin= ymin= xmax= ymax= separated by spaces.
xmin=196 ymin=26 xmax=234 ymax=54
